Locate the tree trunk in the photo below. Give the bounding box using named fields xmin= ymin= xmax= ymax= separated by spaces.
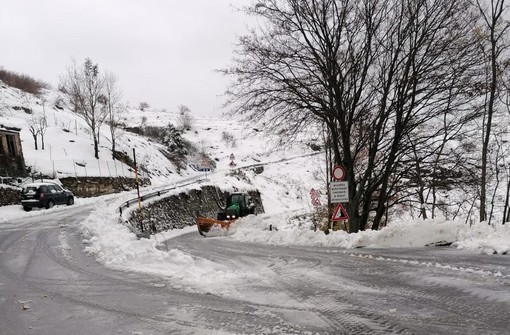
xmin=93 ymin=134 xmax=99 ymax=159
xmin=372 ymin=138 xmax=399 ymax=230
xmin=111 ymin=137 xmax=116 ymax=160
xmin=480 ymin=0 xmax=505 ymax=224
xmin=32 ymin=134 xmax=38 ymax=150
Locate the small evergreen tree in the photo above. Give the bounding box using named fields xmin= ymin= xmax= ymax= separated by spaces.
xmin=161 ymin=123 xmax=187 ymax=157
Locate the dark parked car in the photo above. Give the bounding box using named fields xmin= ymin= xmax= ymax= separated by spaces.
xmin=21 ymin=182 xmax=74 ymax=211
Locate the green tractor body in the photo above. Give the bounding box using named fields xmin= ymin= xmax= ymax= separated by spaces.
xmin=217 ymin=192 xmax=255 ymax=220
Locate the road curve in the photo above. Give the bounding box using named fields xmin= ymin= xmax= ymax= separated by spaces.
xmin=171 ymin=233 xmax=510 ymax=335
xmin=1 ymin=207 xmax=509 ymax=335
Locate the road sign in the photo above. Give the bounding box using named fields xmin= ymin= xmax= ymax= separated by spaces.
xmin=230 ymin=153 xmax=235 ymax=161
xmin=310 ymin=188 xmax=321 ymax=207
xmin=332 ymin=203 xmax=349 ymax=221
xmin=332 ymin=166 xmax=345 ymax=181
xmin=330 ymin=181 xmax=349 ymax=203
xmin=199 ymin=158 xmax=211 ymax=172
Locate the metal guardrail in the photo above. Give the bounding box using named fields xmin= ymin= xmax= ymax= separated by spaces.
xmin=118 ymin=178 xmax=203 ymax=215
xmin=234 ymin=151 xmax=323 ymax=171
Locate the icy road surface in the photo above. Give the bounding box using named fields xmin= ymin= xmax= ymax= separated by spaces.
xmin=0 ymin=207 xmax=509 ymax=335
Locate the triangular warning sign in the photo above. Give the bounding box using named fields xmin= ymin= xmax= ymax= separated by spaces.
xmin=332 ymin=203 xmax=349 ymax=221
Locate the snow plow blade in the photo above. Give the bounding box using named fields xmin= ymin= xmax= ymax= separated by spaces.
xmin=196 ymin=217 xmax=235 ymax=237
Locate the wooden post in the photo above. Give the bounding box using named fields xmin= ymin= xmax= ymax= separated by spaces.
xmin=133 ymin=148 xmax=143 ymax=232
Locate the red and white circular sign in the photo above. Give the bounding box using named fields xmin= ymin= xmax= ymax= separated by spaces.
xmin=332 ymin=166 xmax=345 ymax=181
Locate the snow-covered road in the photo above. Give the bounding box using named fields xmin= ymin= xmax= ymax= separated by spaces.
xmin=1 ymin=207 xmax=509 ymax=335
xmin=170 ymin=233 xmax=509 ymax=334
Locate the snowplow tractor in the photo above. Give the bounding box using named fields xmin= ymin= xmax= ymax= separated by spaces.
xmin=196 ymin=192 xmax=256 ymax=237
xmin=217 ymin=193 xmax=255 ymax=220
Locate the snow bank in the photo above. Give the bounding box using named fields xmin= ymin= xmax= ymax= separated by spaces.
xmin=80 ymin=197 xmax=265 ymax=297
xmin=228 ymin=214 xmax=510 ymax=255
xmin=453 ymin=222 xmax=510 ymax=255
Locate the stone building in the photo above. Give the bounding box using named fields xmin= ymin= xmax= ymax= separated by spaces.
xmin=0 ymin=124 xmax=26 ymax=176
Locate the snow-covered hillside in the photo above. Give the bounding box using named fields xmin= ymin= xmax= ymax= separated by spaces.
xmin=0 ymin=80 xmax=181 ymax=182
xmin=0 ymin=79 xmax=326 ymax=211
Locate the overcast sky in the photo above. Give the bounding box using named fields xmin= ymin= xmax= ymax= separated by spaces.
xmin=0 ymin=0 xmax=252 ymax=116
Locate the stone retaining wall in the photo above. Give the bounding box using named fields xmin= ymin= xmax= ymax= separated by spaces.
xmin=60 ymin=177 xmax=150 ymax=198
xmin=129 ymin=186 xmax=264 ymax=233
xmin=0 ymin=186 xmax=21 ymax=206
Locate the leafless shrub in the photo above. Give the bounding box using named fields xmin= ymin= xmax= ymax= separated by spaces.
xmin=0 ymin=68 xmax=49 ymax=96
xmin=221 ymin=131 xmax=237 ymax=148
xmin=139 ymin=102 xmax=150 ymax=112
xmin=176 ymin=105 xmax=194 ymax=131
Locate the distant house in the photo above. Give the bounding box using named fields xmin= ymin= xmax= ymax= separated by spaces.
xmin=0 ymin=124 xmax=26 ymax=176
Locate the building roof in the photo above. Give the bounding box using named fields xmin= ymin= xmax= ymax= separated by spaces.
xmin=0 ymin=123 xmax=21 ymax=133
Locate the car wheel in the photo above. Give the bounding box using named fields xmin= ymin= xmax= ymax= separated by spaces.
xmin=23 ymin=206 xmax=32 ymax=212
xmin=67 ymin=197 xmax=74 ymax=206
xmin=46 ymin=200 xmax=55 ymax=209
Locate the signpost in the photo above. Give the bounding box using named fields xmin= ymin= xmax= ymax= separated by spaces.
xmin=332 ymin=203 xmax=349 ymax=220
xmin=310 ymin=188 xmax=321 ymax=207
xmin=330 ymin=165 xmax=349 ymax=222
xmin=201 ymin=157 xmax=210 ymax=180
xmin=229 ymin=153 xmax=236 ymax=168
xmin=332 ymin=165 xmax=345 ymax=181
xmin=330 ymin=181 xmax=349 ymax=203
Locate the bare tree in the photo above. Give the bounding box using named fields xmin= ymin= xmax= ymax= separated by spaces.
xmin=27 ymin=115 xmax=39 ymax=150
xmin=138 ymin=101 xmax=149 ymax=112
xmin=221 ymin=131 xmax=237 ymax=148
xmin=37 ymin=114 xmax=48 ymax=150
xmin=177 ymin=104 xmax=194 ymax=131
xmin=499 ymin=69 xmax=510 ymax=224
xmin=103 ymin=72 xmax=124 ymax=159
xmin=475 ymin=0 xmax=510 ymax=223
xmin=226 ymin=0 xmax=481 ymax=232
xmin=59 ymin=58 xmax=105 ymax=159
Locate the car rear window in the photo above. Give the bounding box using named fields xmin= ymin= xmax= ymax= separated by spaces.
xmin=22 ymin=186 xmax=39 ymax=194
